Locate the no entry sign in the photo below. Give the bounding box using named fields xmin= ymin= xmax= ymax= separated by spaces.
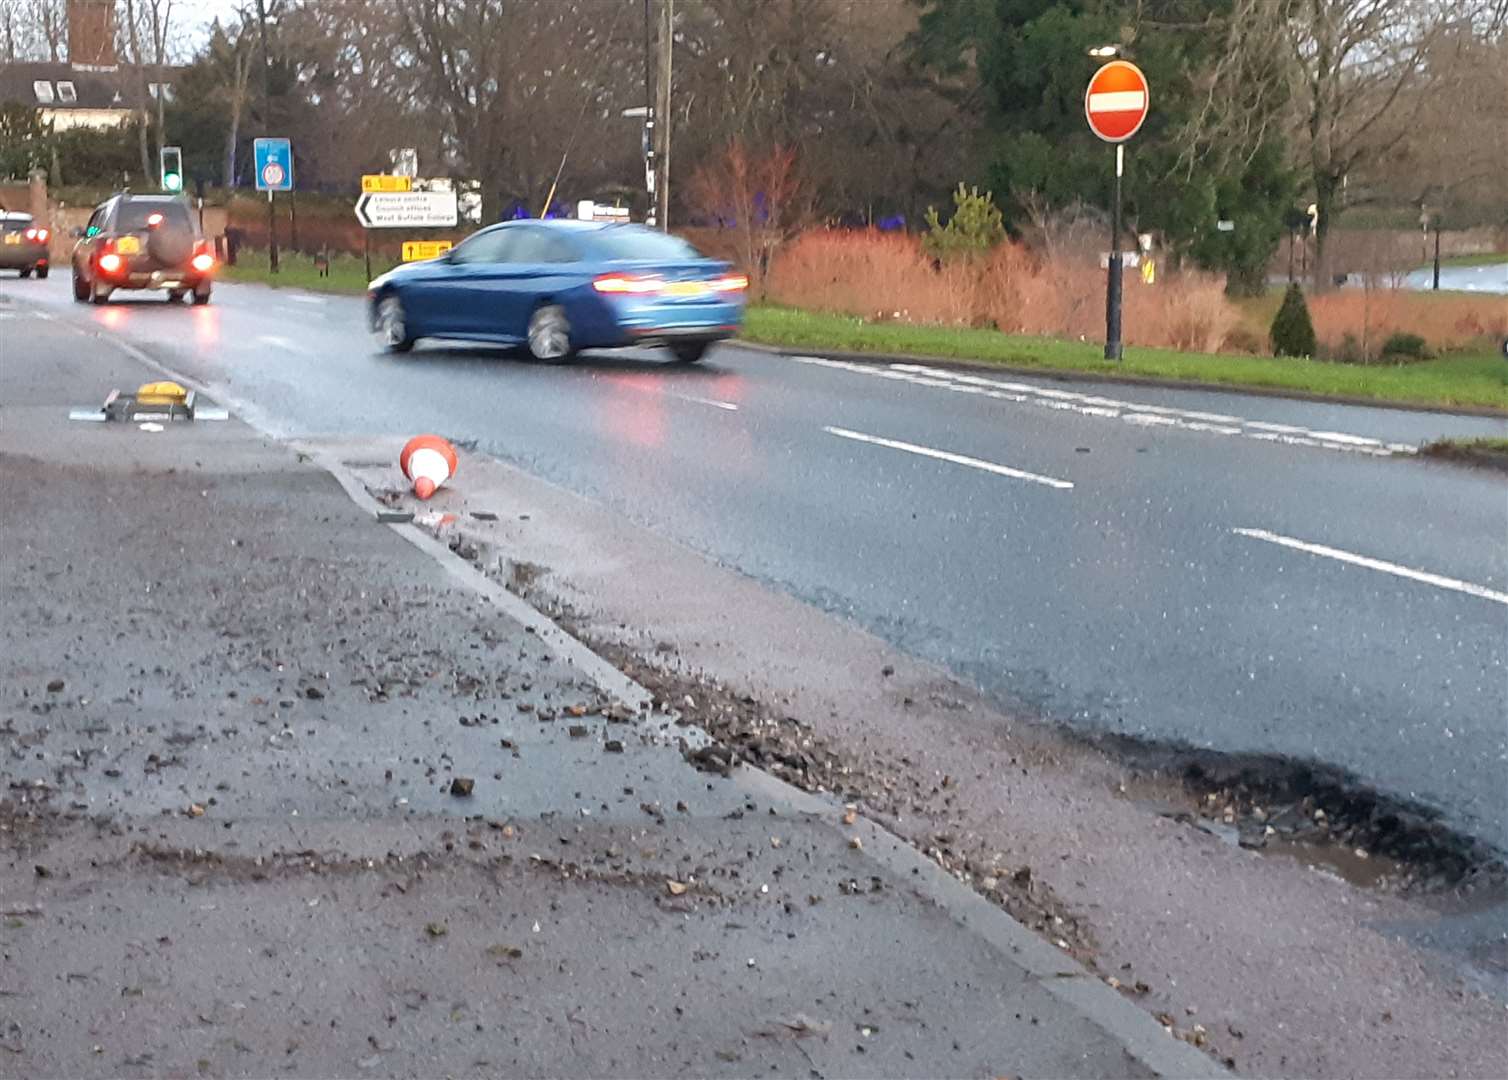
xmin=1085 ymin=61 xmax=1150 ymax=143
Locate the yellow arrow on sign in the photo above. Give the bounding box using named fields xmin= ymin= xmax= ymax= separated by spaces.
xmin=362 ymin=174 xmax=412 ymax=193
xmin=402 ymin=240 xmax=453 ymax=262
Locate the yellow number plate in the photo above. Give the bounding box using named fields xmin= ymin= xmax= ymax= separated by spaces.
xmin=117 ymin=236 xmax=141 ymax=254
xmin=2 ymin=235 xmax=18 ymax=244
xmin=665 ymin=281 xmax=708 ymax=297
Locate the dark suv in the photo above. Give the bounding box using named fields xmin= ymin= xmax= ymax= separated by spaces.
xmin=71 ymin=193 xmax=215 ymax=305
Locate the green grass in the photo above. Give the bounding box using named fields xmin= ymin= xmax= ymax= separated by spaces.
xmin=741 ymin=305 xmax=1508 ymax=412
xmin=219 ymin=250 xmax=383 ymax=295
xmin=1420 ymin=436 xmax=1508 ymax=469
xmin=1415 ymin=251 xmax=1508 ymax=270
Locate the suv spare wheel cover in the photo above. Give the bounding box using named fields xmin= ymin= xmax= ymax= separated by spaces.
xmin=148 ymin=217 xmax=194 ymax=266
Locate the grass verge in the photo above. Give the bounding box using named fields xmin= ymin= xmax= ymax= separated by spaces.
xmin=1416 ymin=252 xmax=1508 ymax=271
xmin=741 ymin=305 xmax=1508 ymax=412
xmin=1419 ymin=437 xmax=1508 ymax=471
xmin=219 ymin=251 xmax=379 ymax=295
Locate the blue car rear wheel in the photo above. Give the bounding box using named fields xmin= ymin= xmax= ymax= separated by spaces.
xmin=527 ymin=304 xmax=573 ymax=363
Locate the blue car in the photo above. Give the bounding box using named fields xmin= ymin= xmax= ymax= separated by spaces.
xmin=367 ymin=220 xmax=747 ymax=363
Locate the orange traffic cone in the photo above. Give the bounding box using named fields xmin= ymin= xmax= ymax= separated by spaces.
xmin=399 ymin=434 xmax=458 ymax=500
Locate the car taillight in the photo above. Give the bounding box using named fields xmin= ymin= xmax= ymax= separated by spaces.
xmin=24 ymin=227 xmax=48 ymax=243
xmin=191 ymin=241 xmax=215 ymax=273
xmin=593 ymin=273 xmax=663 ymax=295
xmin=146 ymin=212 xmax=164 ymax=228
xmin=98 ymin=251 xmax=123 ymax=274
xmin=713 ymin=273 xmax=749 ymax=292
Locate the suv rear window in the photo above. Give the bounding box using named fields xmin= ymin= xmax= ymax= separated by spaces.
xmin=117 ymin=201 xmax=194 ymax=232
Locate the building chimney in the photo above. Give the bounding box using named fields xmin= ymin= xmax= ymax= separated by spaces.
xmin=67 ymin=0 xmax=117 ymax=68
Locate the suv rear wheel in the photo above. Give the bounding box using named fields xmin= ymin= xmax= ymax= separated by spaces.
xmin=191 ymin=283 xmax=211 ymax=306
xmin=72 ymin=268 xmax=89 ymax=301
xmin=35 ymin=265 xmax=47 ymax=279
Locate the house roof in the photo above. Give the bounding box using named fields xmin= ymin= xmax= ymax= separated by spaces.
xmin=0 ymin=61 xmax=178 ymax=112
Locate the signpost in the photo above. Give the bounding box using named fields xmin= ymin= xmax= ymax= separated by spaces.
xmin=354 ymin=191 xmax=458 ymax=229
xmin=1085 ymin=60 xmax=1149 ymax=361
xmin=253 ymin=137 xmax=293 ymax=273
xmin=402 ymin=240 xmax=453 ymax=262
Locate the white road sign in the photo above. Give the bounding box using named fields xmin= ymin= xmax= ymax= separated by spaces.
xmin=355 ymin=190 xmax=458 ymax=229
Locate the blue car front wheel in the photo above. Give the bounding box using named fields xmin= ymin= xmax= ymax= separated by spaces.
xmin=527 ymin=304 xmax=573 ymax=363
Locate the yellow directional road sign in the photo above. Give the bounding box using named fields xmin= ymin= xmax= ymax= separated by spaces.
xmin=362 ymin=174 xmax=412 ymax=193
xmin=402 ymin=240 xmax=453 ymax=262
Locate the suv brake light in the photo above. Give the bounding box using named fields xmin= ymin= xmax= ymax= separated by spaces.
xmin=23 ymin=227 xmax=48 ymax=243
xmin=98 ymin=251 xmax=123 ymax=274
xmin=593 ymin=273 xmax=663 ymax=295
xmin=146 ymin=212 xmax=165 ymax=228
xmin=191 ymin=239 xmax=215 ymax=274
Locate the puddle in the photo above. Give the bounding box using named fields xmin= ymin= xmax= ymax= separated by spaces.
xmin=1261 ymin=838 xmax=1408 ymax=890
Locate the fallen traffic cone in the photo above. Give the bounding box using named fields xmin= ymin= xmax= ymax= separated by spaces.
xmin=399 ymin=434 xmax=458 ymax=500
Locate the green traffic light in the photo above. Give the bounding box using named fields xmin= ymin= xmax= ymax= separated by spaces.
xmin=163 ymin=173 xmax=182 ymax=192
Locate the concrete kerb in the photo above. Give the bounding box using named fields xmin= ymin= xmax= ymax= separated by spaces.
xmin=58 ymin=308 xmax=1222 ymax=1080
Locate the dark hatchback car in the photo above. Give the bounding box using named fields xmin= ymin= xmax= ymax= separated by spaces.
xmin=367 ymin=220 xmax=747 ymax=363
xmin=0 ymin=211 xmax=50 ymax=277
xmin=70 ymin=193 xmax=216 ymax=304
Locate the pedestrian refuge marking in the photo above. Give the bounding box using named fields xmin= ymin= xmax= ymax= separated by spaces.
xmin=824 ymin=426 xmax=1073 ymax=490
xmin=789 ymin=357 xmax=1418 ymax=458
xmin=1233 ymin=528 xmax=1508 ymax=606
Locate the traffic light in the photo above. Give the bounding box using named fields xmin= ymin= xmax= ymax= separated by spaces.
xmin=159 ymin=146 xmax=183 ymax=192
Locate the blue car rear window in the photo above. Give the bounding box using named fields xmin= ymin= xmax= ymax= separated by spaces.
xmin=589 ymin=228 xmax=702 ymax=260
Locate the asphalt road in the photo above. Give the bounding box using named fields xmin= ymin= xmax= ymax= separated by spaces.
xmin=6 ymin=275 xmax=1506 ymax=852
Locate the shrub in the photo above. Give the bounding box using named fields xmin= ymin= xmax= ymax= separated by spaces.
xmin=1222 ymin=327 xmax=1265 ymax=354
xmin=1380 ymin=332 xmax=1432 ymax=360
xmin=1270 ymin=283 xmax=1318 ymax=357
xmin=923 ymin=184 xmax=1005 ymax=261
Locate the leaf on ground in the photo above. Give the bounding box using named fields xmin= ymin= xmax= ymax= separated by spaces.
xmin=424 ymin=922 xmax=448 ymax=938
xmin=665 ymin=880 xmax=687 ymax=896
xmin=485 ymin=944 xmax=523 ymax=960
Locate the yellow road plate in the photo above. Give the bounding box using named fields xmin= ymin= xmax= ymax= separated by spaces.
xmin=363 ymin=174 xmax=413 ymax=193
xmin=117 ymin=236 xmax=140 ymax=254
xmin=401 ymin=240 xmax=453 ymax=261
xmin=665 ymin=281 xmax=709 ymax=297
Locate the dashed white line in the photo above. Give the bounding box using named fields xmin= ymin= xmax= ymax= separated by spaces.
xmin=824 ymin=426 xmax=1074 ymax=490
xmin=1233 ymin=528 xmax=1508 ymax=606
xmin=287 ymin=295 xmax=327 ymax=305
xmin=675 ymin=393 xmax=738 ymax=411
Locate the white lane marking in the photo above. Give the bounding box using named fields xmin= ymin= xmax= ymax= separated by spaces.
xmin=792 ymin=356 xmax=1419 ymax=458
xmin=824 ymin=426 xmax=1073 ymax=490
xmin=1233 ymin=528 xmax=1508 ymax=606
xmin=674 ymin=393 xmax=738 ymax=411
xmin=287 ymin=295 xmax=327 ymax=305
xmin=257 ymin=333 xmax=311 ymax=354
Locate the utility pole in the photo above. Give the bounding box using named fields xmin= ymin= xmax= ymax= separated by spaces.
xmin=641 ymin=0 xmax=654 ymax=225
xmin=653 ymin=0 xmax=673 ymax=232
xmin=254 ymin=0 xmax=278 ymax=272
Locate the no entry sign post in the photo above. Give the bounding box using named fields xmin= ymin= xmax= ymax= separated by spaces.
xmin=1085 ymin=61 xmax=1149 ymax=361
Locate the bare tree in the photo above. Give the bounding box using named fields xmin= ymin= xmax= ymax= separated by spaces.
xmin=687 ymin=139 xmax=811 ymax=294
xmin=1230 ymin=0 xmax=1505 ymax=287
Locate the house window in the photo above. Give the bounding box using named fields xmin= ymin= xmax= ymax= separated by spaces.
xmin=32 ymin=81 xmax=54 ymax=104
xmin=56 ymin=81 xmax=77 ymax=104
